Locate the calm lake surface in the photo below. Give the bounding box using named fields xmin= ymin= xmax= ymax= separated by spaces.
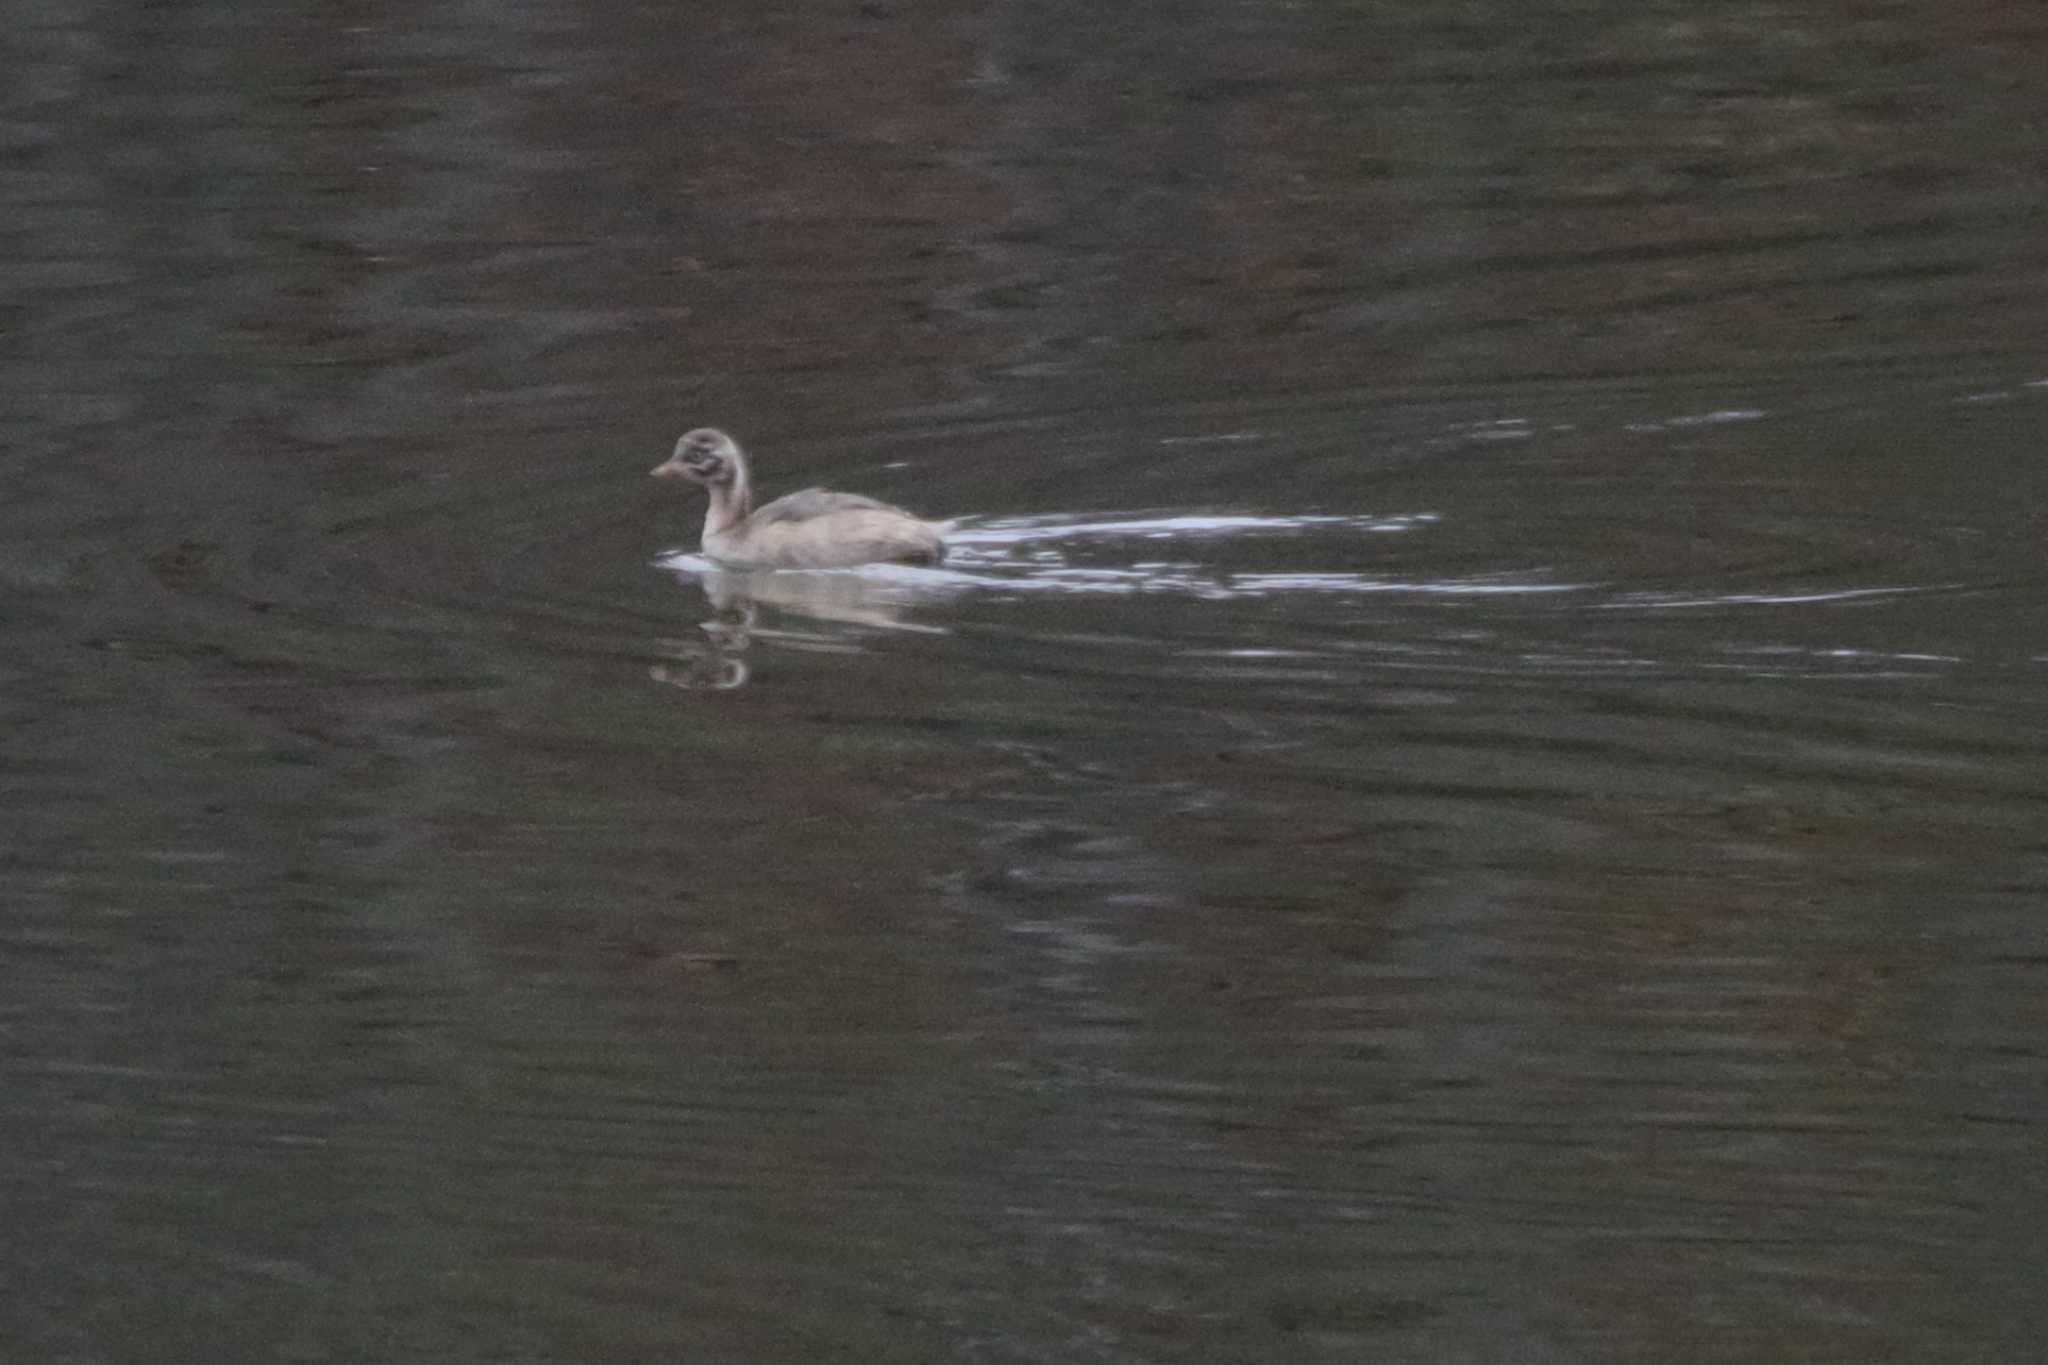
xmin=5 ymin=3 xmax=2047 ymax=1361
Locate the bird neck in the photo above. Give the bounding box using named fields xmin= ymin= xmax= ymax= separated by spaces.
xmin=702 ymin=469 xmax=753 ymax=538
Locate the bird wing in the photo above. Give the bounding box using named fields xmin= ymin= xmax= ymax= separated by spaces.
xmin=749 ymin=487 xmax=917 ymax=526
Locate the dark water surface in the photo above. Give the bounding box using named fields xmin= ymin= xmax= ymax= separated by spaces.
xmin=6 ymin=3 xmax=2048 ymax=1361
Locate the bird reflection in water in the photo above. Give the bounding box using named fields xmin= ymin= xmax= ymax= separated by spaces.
xmin=648 ymin=559 xmax=962 ymax=692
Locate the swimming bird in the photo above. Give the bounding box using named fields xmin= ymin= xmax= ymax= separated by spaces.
xmin=651 ymin=428 xmax=952 ymax=569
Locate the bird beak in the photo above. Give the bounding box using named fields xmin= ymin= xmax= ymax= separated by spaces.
xmin=650 ymin=460 xmax=686 ymax=479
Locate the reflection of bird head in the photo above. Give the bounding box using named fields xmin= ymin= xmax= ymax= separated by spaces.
xmin=649 ymin=656 xmax=748 ymax=691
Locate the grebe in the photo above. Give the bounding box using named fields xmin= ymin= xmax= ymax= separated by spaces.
xmin=651 ymin=428 xmax=951 ymax=569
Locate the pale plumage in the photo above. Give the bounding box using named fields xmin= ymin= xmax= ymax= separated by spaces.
xmin=650 ymin=428 xmax=952 ymax=570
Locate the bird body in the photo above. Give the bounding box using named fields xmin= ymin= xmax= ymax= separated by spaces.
xmin=651 ymin=429 xmax=951 ymax=569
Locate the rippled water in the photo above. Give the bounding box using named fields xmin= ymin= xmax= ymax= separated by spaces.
xmin=6 ymin=2 xmax=2048 ymax=1362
